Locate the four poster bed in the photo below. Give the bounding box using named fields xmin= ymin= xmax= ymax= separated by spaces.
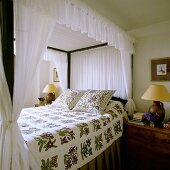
xmin=18 ymin=90 xmax=127 ymax=170
xmin=0 ymin=0 xmax=135 ymax=170
xmin=19 ymin=97 xmax=123 ymax=170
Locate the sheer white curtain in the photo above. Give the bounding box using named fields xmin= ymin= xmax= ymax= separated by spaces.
xmin=44 ymin=49 xmax=68 ymax=90
xmin=121 ymin=50 xmax=136 ymax=114
xmin=59 ymin=0 xmax=136 ymax=113
xmin=71 ymin=46 xmax=136 ymax=114
xmin=0 ymin=1 xmax=55 ymax=170
xmin=17 ymin=0 xmax=134 ymax=54
xmin=62 ymin=0 xmax=134 ymax=53
xmin=71 ymin=46 xmax=127 ymax=98
xmin=13 ymin=3 xmax=55 ymax=110
xmin=0 ymin=26 xmax=12 ymax=170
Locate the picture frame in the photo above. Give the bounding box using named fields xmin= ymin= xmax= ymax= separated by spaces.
xmin=151 ymin=58 xmax=170 ymax=81
xmin=53 ymin=68 xmax=60 ymax=82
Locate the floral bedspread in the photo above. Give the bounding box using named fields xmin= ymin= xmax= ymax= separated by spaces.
xmin=18 ymin=105 xmax=123 ymax=170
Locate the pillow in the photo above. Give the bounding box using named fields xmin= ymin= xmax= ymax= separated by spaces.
xmin=73 ymin=90 xmax=115 ymax=114
xmin=105 ymin=100 xmax=125 ymax=115
xmin=111 ymin=96 xmax=127 ymax=106
xmin=105 ymin=100 xmax=128 ymax=120
xmin=52 ymin=89 xmax=86 ymax=110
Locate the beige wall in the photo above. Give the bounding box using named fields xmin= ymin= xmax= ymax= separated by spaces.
xmin=133 ymin=33 xmax=170 ymax=121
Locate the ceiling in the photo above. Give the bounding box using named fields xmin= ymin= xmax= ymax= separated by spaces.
xmin=83 ymin=0 xmax=170 ymax=31
xmin=47 ymin=23 xmax=103 ymax=51
xmin=128 ymin=20 xmax=170 ymax=38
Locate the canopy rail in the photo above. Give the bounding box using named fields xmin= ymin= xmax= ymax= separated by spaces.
xmin=47 ymin=43 xmax=108 ymax=54
xmin=47 ymin=46 xmax=68 ymax=53
xmin=69 ymin=43 xmax=108 ymax=53
xmin=47 ymin=43 xmax=108 ymax=88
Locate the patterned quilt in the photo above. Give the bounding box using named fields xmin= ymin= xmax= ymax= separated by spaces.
xmin=18 ymin=104 xmax=123 ymax=170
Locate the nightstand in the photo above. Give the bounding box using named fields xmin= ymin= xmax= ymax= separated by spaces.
xmin=125 ymin=123 xmax=170 ymax=170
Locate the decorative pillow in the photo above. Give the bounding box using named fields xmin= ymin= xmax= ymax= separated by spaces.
xmin=104 ymin=100 xmax=128 ymax=120
xmin=51 ymin=89 xmax=86 ymax=110
xmin=73 ymin=90 xmax=115 ymax=114
xmin=105 ymin=100 xmax=125 ymax=115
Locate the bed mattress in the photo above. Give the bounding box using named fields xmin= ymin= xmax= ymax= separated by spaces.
xmin=18 ymin=105 xmax=123 ymax=170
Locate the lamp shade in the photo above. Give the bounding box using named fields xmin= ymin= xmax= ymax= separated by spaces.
xmin=43 ymin=84 xmax=57 ymax=93
xmin=141 ymin=84 xmax=170 ymax=102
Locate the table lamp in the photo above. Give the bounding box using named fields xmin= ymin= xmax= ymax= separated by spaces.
xmin=43 ymin=84 xmax=57 ymax=104
xmin=141 ymin=84 xmax=170 ymax=124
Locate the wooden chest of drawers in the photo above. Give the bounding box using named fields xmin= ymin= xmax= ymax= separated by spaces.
xmin=125 ymin=123 xmax=170 ymax=170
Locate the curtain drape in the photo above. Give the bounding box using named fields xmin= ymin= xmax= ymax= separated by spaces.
xmin=71 ymin=46 xmax=126 ymax=98
xmin=44 ymin=49 xmax=68 ymax=90
xmin=17 ymin=0 xmax=134 ymax=54
xmin=0 ymin=1 xmax=55 ymax=169
xmin=62 ymin=0 xmax=134 ymax=53
xmin=0 ymin=26 xmax=13 ymax=170
xmin=71 ymin=46 xmax=136 ymax=114
xmin=120 ymin=50 xmax=136 ymax=114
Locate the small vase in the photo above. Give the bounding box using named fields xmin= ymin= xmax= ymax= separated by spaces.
xmin=150 ymin=121 xmax=155 ymax=127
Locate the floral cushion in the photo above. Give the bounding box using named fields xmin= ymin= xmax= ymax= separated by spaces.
xmin=73 ymin=90 xmax=115 ymax=114
xmin=52 ymin=89 xmax=86 ymax=110
xmin=105 ymin=100 xmax=125 ymax=114
xmin=104 ymin=100 xmax=128 ymax=120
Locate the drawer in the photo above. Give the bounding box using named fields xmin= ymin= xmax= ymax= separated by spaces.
xmin=127 ymin=126 xmax=152 ymax=144
xmin=153 ymin=132 xmax=170 ymax=155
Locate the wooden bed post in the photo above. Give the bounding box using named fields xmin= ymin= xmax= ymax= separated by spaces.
xmin=0 ymin=0 xmax=14 ymax=99
xmin=67 ymin=52 xmax=71 ymax=89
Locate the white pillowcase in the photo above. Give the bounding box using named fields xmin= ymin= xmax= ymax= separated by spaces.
xmin=73 ymin=90 xmax=116 ymax=114
xmin=52 ymin=89 xmax=86 ymax=110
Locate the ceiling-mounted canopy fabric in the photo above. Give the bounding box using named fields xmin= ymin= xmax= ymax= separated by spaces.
xmin=17 ymin=0 xmax=134 ymax=53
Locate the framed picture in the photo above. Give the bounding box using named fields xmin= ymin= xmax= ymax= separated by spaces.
xmin=53 ymin=68 xmax=60 ymax=82
xmin=151 ymin=58 xmax=170 ymax=81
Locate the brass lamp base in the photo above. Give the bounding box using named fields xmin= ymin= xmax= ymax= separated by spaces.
xmin=46 ymin=93 xmax=55 ymax=104
xmin=149 ymin=101 xmax=165 ymax=124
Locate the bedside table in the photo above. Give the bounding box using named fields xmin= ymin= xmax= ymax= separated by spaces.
xmin=125 ymin=123 xmax=170 ymax=170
